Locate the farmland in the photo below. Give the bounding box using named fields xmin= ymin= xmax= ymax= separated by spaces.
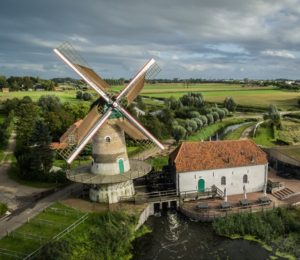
xmin=1 ymin=83 xmax=299 ymax=110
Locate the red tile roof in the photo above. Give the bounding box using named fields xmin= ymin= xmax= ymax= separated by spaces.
xmin=170 ymin=140 xmax=268 ymax=173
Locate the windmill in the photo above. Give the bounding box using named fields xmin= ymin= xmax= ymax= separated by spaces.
xmin=52 ymin=42 xmax=164 ymax=203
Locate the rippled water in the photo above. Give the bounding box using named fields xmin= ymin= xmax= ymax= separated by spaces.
xmin=133 ymin=211 xmax=276 ymax=260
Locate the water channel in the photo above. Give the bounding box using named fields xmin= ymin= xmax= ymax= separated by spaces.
xmin=133 ymin=211 xmax=278 ymax=260
xmin=211 ymin=121 xmax=252 ymax=141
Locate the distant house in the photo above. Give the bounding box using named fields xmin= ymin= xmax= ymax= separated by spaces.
xmin=2 ymin=88 xmax=9 ymax=93
xmin=34 ymin=84 xmax=46 ymax=91
xmin=169 ymin=140 xmax=268 ymax=196
xmin=133 ymin=107 xmax=146 ymax=116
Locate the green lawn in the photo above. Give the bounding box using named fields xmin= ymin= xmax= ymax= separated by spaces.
xmin=146 ymin=156 xmax=168 ymax=171
xmin=223 ymin=122 xmax=255 ymax=140
xmin=252 ymin=123 xmax=276 ymax=147
xmin=0 ymin=202 xmax=86 ymax=259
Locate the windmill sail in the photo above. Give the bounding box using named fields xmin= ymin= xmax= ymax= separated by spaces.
xmin=54 ymin=42 xmax=110 ymax=101
xmin=118 ymin=106 xmax=165 ymax=150
xmin=53 ymin=42 xmax=164 ymax=164
xmin=116 ymin=59 xmax=160 ymax=104
xmin=56 ymin=107 xmax=113 ymax=164
xmin=115 ymin=118 xmax=147 ymax=140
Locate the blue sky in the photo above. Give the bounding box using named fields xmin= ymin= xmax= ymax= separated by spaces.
xmin=1 ymin=0 xmax=300 ymax=79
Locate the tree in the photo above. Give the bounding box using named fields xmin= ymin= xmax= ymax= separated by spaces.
xmin=224 ymin=97 xmax=237 ymax=112
xmin=192 ymin=118 xmax=203 ymax=129
xmin=188 ymin=111 xmax=201 ymax=118
xmin=206 ymin=113 xmax=214 ymax=125
xmin=136 ymin=96 xmax=146 ymax=110
xmin=0 ymin=75 xmax=7 ymax=88
xmin=199 ymin=115 xmax=208 ymax=126
xmin=172 ymin=125 xmax=186 ymax=142
xmin=165 ymin=96 xmax=182 ymax=110
xmin=180 ymin=92 xmax=204 ymax=108
xmin=82 ymin=92 xmax=92 ymax=101
xmin=38 ymin=95 xmax=61 ymax=112
xmin=185 ymin=119 xmax=197 ymax=134
xmin=15 ymin=101 xmax=40 ymax=146
xmin=217 ymin=109 xmax=225 ymax=121
xmin=212 ymin=111 xmax=219 ymax=122
xmin=76 ymin=90 xmax=83 ymax=99
xmin=268 ymin=104 xmax=281 ymax=128
xmin=298 ymin=99 xmax=300 ymax=108
xmin=29 ymin=120 xmax=53 ymax=176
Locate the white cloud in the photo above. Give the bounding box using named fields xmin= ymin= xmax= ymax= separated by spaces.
xmin=261 ymin=49 xmax=295 ymax=58
xmin=181 ymin=63 xmax=231 ymax=72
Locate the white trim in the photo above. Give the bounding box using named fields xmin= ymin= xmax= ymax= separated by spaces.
xmin=104 ymin=135 xmax=112 ymax=143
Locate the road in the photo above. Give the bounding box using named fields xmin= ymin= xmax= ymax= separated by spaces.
xmin=0 ymin=132 xmax=48 ymax=211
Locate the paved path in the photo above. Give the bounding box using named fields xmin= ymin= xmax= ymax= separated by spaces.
xmin=0 ymin=183 xmax=81 ymax=239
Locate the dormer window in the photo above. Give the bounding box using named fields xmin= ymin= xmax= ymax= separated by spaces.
xmin=105 ymin=136 xmax=111 ymax=143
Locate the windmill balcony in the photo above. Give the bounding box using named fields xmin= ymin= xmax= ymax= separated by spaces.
xmin=66 ymin=159 xmax=152 ymax=184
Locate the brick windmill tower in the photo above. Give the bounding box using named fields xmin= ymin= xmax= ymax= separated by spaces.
xmin=53 ymin=43 xmax=164 ymax=203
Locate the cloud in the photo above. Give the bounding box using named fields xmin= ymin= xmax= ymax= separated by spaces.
xmin=261 ymin=49 xmax=296 ymax=58
xmin=0 ymin=0 xmax=300 ymax=79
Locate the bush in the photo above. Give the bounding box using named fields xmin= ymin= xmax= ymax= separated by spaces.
xmin=206 ymin=113 xmax=214 ymax=125
xmin=0 ymin=203 xmax=8 ymax=216
xmin=82 ymin=92 xmax=92 ymax=101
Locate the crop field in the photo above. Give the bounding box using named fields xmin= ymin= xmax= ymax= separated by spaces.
xmin=0 ymin=90 xmax=96 ymax=104
xmin=278 ymin=120 xmax=300 ymax=144
xmin=113 ymin=83 xmax=300 ymax=109
xmin=0 ymin=202 xmax=87 ymax=259
xmin=1 ymin=83 xmax=300 ymax=110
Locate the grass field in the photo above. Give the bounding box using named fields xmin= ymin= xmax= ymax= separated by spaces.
xmin=1 ymin=83 xmax=300 ymax=110
xmin=141 ymin=86 xmax=300 ymax=110
xmin=252 ymin=123 xmax=276 ymax=147
xmin=0 ymin=202 xmax=86 ymax=259
xmin=0 ymin=90 xmax=96 ymax=104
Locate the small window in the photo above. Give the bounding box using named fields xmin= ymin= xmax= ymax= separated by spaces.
xmin=243 ymin=174 xmax=248 ymax=183
xmin=221 ymin=176 xmax=226 ymax=185
xmin=105 ymin=136 xmax=111 ymax=143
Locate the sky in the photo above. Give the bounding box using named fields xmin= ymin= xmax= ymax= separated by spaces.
xmin=1 ymin=0 xmax=300 ymax=80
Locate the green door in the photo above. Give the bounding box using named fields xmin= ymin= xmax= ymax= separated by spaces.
xmin=118 ymin=159 xmax=124 ymax=174
xmin=198 ymin=179 xmax=205 ymax=192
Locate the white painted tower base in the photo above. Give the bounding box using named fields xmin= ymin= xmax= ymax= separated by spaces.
xmin=89 ymin=180 xmax=135 ymax=204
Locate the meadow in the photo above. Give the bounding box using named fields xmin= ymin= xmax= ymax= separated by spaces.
xmin=0 ymin=202 xmax=86 ymax=259
xmin=1 ymin=83 xmax=300 ymax=110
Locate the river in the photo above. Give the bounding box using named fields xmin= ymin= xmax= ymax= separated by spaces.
xmin=133 ymin=211 xmax=276 ymax=260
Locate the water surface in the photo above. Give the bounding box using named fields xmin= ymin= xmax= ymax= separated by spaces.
xmin=133 ymin=211 xmax=276 ymax=260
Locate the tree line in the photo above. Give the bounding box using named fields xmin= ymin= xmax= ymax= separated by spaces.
xmin=1 ymin=95 xmax=90 ymax=183
xmin=0 ymin=76 xmax=56 ymax=91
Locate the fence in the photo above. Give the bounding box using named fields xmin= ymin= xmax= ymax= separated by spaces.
xmin=23 ymin=213 xmax=89 ymax=260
